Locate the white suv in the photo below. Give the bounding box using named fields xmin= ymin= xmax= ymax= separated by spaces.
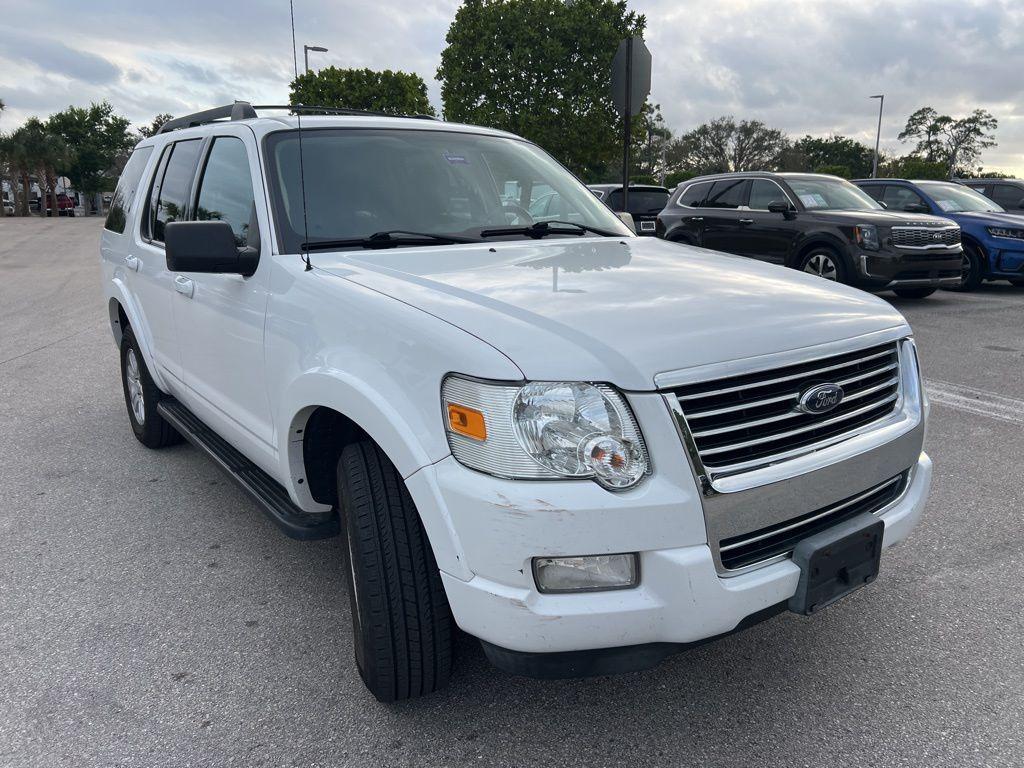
xmin=100 ymin=102 xmax=931 ymax=701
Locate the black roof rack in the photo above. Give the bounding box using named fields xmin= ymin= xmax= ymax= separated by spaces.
xmin=156 ymin=101 xmax=439 ymax=134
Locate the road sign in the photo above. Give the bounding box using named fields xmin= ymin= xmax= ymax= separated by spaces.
xmin=611 ymin=36 xmax=651 ymax=117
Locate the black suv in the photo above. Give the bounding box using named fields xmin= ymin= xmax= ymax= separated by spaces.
xmin=589 ymin=183 xmax=670 ymax=235
xmin=960 ymin=178 xmax=1024 ymax=217
xmin=656 ymin=172 xmax=963 ymax=298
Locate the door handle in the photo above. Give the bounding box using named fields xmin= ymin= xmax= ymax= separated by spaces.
xmin=690 ymin=217 xmax=704 ymax=223
xmin=174 ymin=275 xmax=194 ymax=298
xmin=124 ymin=255 xmax=140 ymax=271
xmin=739 ymin=218 xmax=755 ymax=225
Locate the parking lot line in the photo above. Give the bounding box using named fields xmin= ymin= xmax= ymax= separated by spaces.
xmin=924 ymin=378 xmax=1024 ymax=425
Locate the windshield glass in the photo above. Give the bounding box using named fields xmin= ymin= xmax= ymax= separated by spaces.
xmin=918 ymin=182 xmax=1004 ymax=213
xmin=787 ymin=177 xmax=883 ymax=211
xmin=265 ymin=128 xmax=632 ymax=252
xmin=607 ymin=188 xmax=670 ymax=215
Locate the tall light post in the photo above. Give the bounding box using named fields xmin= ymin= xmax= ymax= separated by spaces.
xmin=303 ymin=45 xmax=328 ymax=74
xmin=870 ymin=94 xmax=884 ymax=178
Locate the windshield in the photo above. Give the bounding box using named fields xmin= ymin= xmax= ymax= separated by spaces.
xmin=265 ymin=128 xmax=632 ymax=252
xmin=918 ymin=182 xmax=1004 ymax=213
xmin=787 ymin=177 xmax=883 ymax=211
xmin=607 ymin=188 xmax=670 ymax=215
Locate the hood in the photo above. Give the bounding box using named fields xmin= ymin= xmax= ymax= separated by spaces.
xmin=315 ymin=237 xmax=910 ymax=391
xmin=805 ymin=209 xmax=956 ymax=227
xmin=951 ymin=210 xmax=1024 ymax=228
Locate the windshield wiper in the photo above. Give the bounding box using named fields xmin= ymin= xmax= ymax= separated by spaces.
xmin=302 ymin=230 xmax=480 ymax=251
xmin=479 ymin=220 xmax=621 ymax=239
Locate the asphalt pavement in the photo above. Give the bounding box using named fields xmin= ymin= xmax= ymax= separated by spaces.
xmin=1 ymin=217 xmax=1022 ymax=767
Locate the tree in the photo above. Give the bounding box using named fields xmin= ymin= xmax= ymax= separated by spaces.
xmin=17 ymin=117 xmax=73 ymax=216
xmin=139 ymin=113 xmax=174 ymax=139
xmin=666 ymin=116 xmax=788 ymax=176
xmin=898 ymin=107 xmax=998 ymax=178
xmin=790 ymin=135 xmax=874 ymax=179
xmin=632 ymin=103 xmax=673 ymax=183
xmin=290 ymin=67 xmax=434 ymax=116
xmin=47 ymin=101 xmax=134 ymax=213
xmin=881 ymin=155 xmax=947 ymax=180
xmin=437 ymin=0 xmax=645 ymax=181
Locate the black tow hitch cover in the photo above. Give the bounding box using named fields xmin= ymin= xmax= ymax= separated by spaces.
xmin=788 ymin=512 xmax=884 ymax=616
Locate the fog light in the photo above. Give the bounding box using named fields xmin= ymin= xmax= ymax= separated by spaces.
xmin=533 ymin=553 xmax=638 ymax=593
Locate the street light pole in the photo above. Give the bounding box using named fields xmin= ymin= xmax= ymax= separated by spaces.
xmin=303 ymin=45 xmax=328 ymax=74
xmin=870 ymin=94 xmax=884 ymax=178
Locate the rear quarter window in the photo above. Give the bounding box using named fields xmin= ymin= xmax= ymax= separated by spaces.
xmin=104 ymin=147 xmax=154 ymax=234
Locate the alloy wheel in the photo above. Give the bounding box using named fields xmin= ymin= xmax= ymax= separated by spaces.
xmin=125 ymin=348 xmax=146 ymax=425
xmin=804 ymin=253 xmax=839 ymax=281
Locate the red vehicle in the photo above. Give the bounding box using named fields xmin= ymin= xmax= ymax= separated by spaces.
xmin=45 ymin=193 xmax=76 ymax=217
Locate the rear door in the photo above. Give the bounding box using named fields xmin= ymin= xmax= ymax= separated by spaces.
xmin=667 ymin=180 xmax=712 ymax=243
xmin=700 ymin=178 xmax=749 ymax=252
xmin=135 ymin=137 xmax=205 ymax=385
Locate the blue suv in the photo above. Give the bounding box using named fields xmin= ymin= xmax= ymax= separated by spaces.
xmin=854 ymin=178 xmax=1024 ymax=290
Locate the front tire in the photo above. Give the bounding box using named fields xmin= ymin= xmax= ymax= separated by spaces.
xmin=120 ymin=327 xmax=181 ymax=448
xmin=798 ymin=248 xmax=848 ymax=284
xmin=337 ymin=441 xmax=453 ymax=702
xmin=892 ymin=287 xmax=937 ymax=299
xmin=945 ymin=245 xmax=984 ymax=291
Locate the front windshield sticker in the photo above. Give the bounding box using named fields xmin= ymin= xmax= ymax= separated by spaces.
xmin=936 ymin=199 xmax=957 ymax=212
xmin=799 ymin=193 xmax=827 ymax=208
xmin=443 ymin=151 xmax=469 ymax=165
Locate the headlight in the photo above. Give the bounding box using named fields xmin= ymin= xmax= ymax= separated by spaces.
xmin=987 ymin=226 xmax=1024 ymax=240
xmin=855 ymin=224 xmax=880 ymax=251
xmin=442 ymin=376 xmax=650 ymax=490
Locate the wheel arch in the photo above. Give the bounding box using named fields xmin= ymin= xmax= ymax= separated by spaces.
xmin=788 ymin=233 xmax=849 ymax=269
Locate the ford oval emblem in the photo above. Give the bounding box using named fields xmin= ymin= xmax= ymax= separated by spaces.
xmin=797 ymin=383 xmax=844 ymax=415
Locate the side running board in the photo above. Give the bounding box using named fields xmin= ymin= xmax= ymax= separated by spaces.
xmin=157 ymin=399 xmax=339 ymax=541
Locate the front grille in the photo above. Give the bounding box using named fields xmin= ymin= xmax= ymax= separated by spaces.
xmin=670 ymin=342 xmax=901 ymax=476
xmin=718 ymin=473 xmax=907 ymax=570
xmin=891 ymin=226 xmax=960 ymax=249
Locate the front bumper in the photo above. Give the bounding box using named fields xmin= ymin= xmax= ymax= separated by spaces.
xmin=440 ymin=452 xmax=930 ymax=665
xmin=855 ymin=248 xmax=962 ymax=289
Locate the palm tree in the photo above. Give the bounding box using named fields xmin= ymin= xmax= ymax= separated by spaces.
xmin=20 ymin=118 xmax=71 ymax=217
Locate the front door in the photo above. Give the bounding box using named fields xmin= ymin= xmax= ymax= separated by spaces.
xmin=699 ymin=178 xmax=749 ymax=253
xmin=170 ymin=129 xmax=276 ymax=453
xmin=729 ymin=178 xmax=800 ymax=264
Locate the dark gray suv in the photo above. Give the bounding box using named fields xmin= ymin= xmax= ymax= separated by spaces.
xmin=960 ymin=179 xmax=1024 ymax=217
xmin=656 ymin=172 xmax=964 ymax=298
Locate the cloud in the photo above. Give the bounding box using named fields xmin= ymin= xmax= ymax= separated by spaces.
xmin=0 ymin=0 xmax=1021 ymax=172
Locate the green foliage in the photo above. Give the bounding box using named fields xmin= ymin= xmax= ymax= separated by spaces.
xmin=47 ymin=101 xmax=134 ymax=196
xmin=791 ymin=135 xmax=874 ymax=178
xmin=665 ymin=116 xmax=789 ymax=176
xmin=898 ymin=106 xmax=997 ymax=178
xmin=664 ymin=169 xmax=696 ymax=189
xmin=290 ymin=67 xmax=435 ymax=116
xmin=139 ymin=113 xmax=174 ymax=139
xmin=974 ymin=169 xmax=1013 ymax=179
xmin=437 ymin=0 xmax=645 ymax=181
xmin=881 ymin=155 xmax=948 ymax=180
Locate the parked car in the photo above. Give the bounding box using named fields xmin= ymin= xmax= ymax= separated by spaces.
xmin=854 ymin=178 xmax=1024 ymax=289
xmin=959 ymin=178 xmax=1024 ymax=217
xmin=101 ymin=103 xmax=932 ymax=701
xmin=589 ymin=183 xmax=670 ymax=235
xmin=45 ymin=193 xmax=76 ymax=217
xmin=657 ymin=172 xmax=962 ymax=298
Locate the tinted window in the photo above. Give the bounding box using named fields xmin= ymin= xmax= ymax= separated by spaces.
xmin=881 ymin=185 xmax=925 ymax=212
xmin=607 ymin=188 xmax=669 ymax=215
xmin=152 ymin=139 xmax=202 ymax=242
xmin=860 ymin=184 xmax=886 ymax=202
xmin=990 ymin=184 xmax=1024 ymax=209
xmin=705 ymin=179 xmax=748 ymax=209
xmin=195 ymin=137 xmax=257 ymax=247
xmin=788 ymin=177 xmax=882 ymax=211
xmin=678 ymin=181 xmax=711 ymax=208
xmin=918 ymin=182 xmax=1003 ymax=213
xmin=104 ymin=146 xmax=153 ymax=234
xmin=748 ymin=179 xmax=788 ymax=210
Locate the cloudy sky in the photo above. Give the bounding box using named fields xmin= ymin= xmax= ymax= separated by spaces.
xmin=2 ymin=0 xmax=1021 ymax=172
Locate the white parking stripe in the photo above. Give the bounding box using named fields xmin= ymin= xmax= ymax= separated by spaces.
xmin=924 ymin=379 xmax=1024 ymax=426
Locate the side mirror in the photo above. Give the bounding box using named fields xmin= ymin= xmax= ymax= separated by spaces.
xmin=878 ymin=200 xmax=889 ymax=209
xmin=767 ymin=200 xmax=790 ymax=214
xmin=616 ymin=211 xmax=637 ymax=233
xmin=165 ymin=221 xmax=258 ymax=276
xmin=904 ymin=203 xmax=930 ymax=214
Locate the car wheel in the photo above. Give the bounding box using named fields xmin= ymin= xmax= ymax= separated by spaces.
xmin=798 ymin=248 xmax=847 ymax=283
xmin=892 ymin=287 xmax=937 ymax=299
xmin=120 ymin=327 xmax=181 ymax=448
xmin=944 ymin=245 xmax=984 ymax=291
xmin=336 ymin=440 xmax=453 ymax=702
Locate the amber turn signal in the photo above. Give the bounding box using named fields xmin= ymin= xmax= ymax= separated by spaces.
xmin=447 ymin=403 xmax=487 ymax=441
